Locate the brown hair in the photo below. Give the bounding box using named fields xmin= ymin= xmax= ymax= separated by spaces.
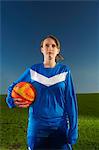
xmin=40 ymin=35 xmax=64 ymax=62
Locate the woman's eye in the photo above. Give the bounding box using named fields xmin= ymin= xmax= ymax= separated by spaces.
xmin=52 ymin=44 xmax=56 ymax=48
xmin=45 ymin=44 xmax=49 ymax=47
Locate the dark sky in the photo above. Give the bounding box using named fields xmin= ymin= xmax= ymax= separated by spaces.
xmin=1 ymin=1 xmax=99 ymax=94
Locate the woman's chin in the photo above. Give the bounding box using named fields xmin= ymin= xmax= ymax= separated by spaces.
xmin=48 ymin=55 xmax=53 ymax=60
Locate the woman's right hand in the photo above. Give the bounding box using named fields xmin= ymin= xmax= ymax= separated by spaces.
xmin=14 ymin=98 xmax=30 ymax=108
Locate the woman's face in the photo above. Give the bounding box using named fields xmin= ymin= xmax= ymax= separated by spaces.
xmin=41 ymin=38 xmax=60 ymax=60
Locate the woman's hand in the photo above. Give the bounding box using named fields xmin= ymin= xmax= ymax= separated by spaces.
xmin=14 ymin=98 xmax=30 ymax=108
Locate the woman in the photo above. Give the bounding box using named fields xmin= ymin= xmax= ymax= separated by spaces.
xmin=6 ymin=35 xmax=78 ymax=150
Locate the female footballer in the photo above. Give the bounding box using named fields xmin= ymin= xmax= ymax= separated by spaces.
xmin=6 ymin=35 xmax=78 ymax=150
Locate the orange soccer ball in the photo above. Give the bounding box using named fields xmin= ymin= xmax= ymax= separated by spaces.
xmin=11 ymin=82 xmax=36 ymax=105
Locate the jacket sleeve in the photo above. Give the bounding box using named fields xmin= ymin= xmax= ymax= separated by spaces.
xmin=6 ymin=68 xmax=31 ymax=108
xmin=65 ymin=68 xmax=78 ymax=145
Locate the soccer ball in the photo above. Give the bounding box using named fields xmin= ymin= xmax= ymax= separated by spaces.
xmin=11 ymin=82 xmax=36 ymax=105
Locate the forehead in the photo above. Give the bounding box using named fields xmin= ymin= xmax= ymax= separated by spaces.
xmin=43 ymin=38 xmax=57 ymax=45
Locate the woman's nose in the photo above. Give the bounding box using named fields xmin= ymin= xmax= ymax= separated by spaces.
xmin=48 ymin=45 xmax=53 ymax=50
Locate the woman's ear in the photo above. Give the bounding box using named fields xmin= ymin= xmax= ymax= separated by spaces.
xmin=57 ymin=48 xmax=60 ymax=54
xmin=41 ymin=47 xmax=43 ymax=53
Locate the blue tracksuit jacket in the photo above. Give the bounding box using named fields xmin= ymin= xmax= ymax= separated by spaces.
xmin=6 ymin=63 xmax=78 ymax=150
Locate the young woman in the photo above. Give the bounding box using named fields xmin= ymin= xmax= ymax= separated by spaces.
xmin=6 ymin=35 xmax=78 ymax=150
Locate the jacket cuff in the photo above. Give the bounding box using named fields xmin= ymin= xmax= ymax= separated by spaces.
xmin=6 ymin=97 xmax=16 ymax=108
xmin=68 ymin=138 xmax=77 ymax=145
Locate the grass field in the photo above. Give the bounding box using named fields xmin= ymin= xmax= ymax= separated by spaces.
xmin=0 ymin=94 xmax=99 ymax=150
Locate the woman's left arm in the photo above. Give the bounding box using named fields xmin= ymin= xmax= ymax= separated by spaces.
xmin=65 ymin=68 xmax=78 ymax=145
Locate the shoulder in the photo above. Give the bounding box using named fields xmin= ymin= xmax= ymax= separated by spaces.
xmin=30 ymin=63 xmax=42 ymax=70
xmin=58 ymin=63 xmax=71 ymax=72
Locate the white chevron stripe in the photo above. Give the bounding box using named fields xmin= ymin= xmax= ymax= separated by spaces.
xmin=30 ymin=69 xmax=68 ymax=87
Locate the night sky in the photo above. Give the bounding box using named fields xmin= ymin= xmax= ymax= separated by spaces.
xmin=1 ymin=1 xmax=99 ymax=94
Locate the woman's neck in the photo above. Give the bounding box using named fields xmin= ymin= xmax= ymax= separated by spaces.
xmin=43 ymin=60 xmax=56 ymax=68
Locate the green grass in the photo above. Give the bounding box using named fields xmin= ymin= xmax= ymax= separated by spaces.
xmin=0 ymin=95 xmax=28 ymax=150
xmin=0 ymin=94 xmax=99 ymax=150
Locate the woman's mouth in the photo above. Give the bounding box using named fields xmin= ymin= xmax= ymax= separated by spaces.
xmin=48 ymin=52 xmax=53 ymax=55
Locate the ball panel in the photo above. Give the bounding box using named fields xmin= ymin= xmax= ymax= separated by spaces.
xmin=11 ymin=90 xmax=20 ymax=99
xmin=24 ymin=86 xmax=35 ymax=101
